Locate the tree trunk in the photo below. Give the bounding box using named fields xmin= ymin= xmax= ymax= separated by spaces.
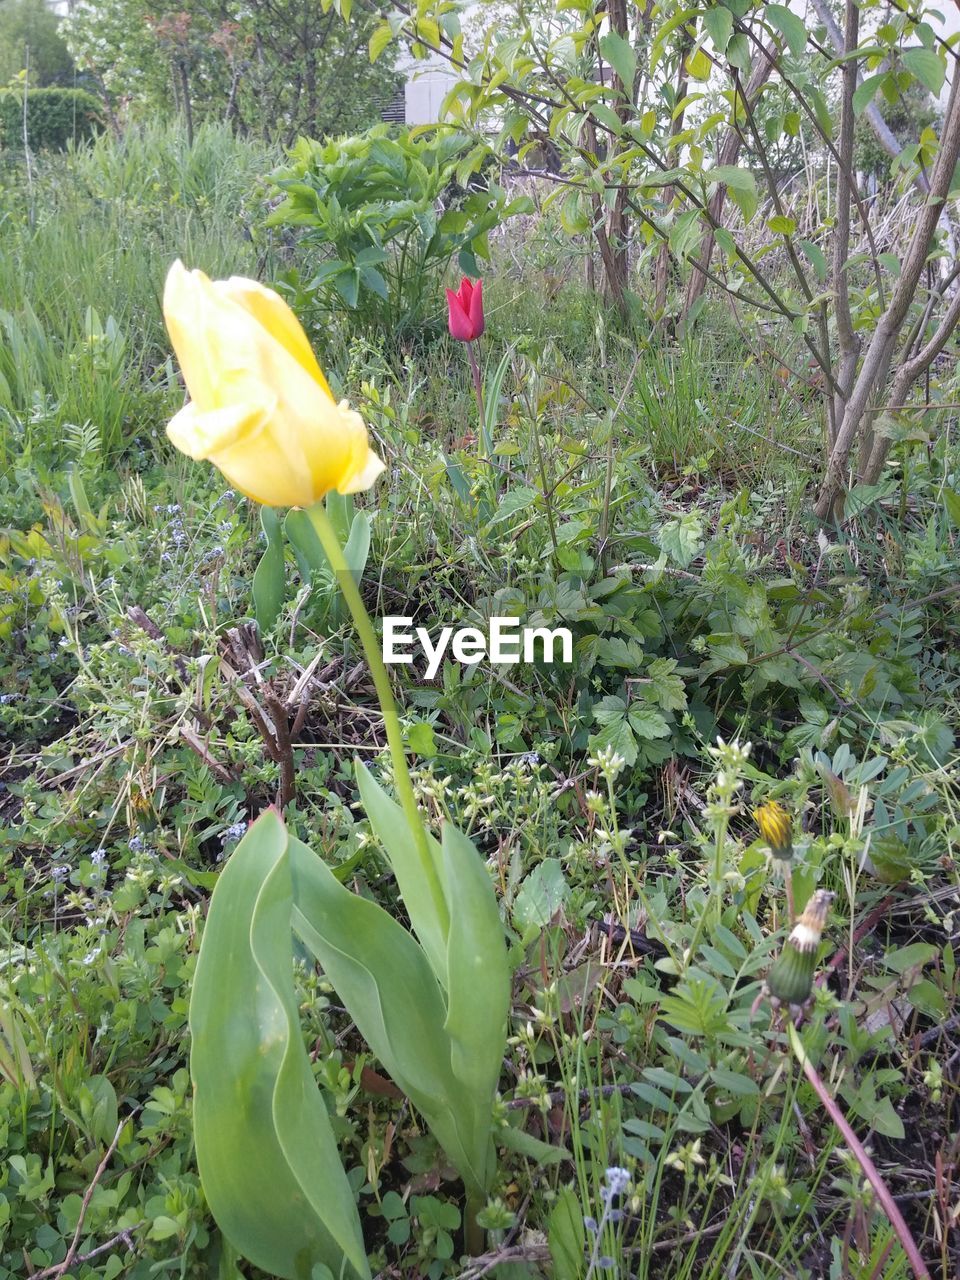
xmin=830 ymin=0 xmax=861 ymax=449
xmin=602 ymin=0 xmax=632 ymax=314
xmin=814 ymin=75 xmax=960 ymax=519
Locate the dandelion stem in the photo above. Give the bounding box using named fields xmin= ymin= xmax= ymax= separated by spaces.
xmin=787 ymin=1024 xmax=931 ymax=1280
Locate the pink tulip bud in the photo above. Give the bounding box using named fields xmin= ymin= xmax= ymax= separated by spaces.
xmin=446 ymin=277 xmax=485 ymax=342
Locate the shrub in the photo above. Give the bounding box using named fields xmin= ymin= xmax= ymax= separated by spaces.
xmin=0 ymin=86 xmax=104 ymax=151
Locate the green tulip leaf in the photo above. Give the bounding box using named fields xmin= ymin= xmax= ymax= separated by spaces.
xmin=287 ymin=836 xmax=488 ymax=1195
xmin=189 ymin=810 xmax=369 ymax=1280
xmin=284 ymin=507 xmax=329 ymax=584
xmin=343 ymin=511 xmax=371 ymax=585
xmin=252 ymin=506 xmax=286 ymax=634
xmin=441 ymin=822 xmax=510 ymax=1193
xmin=326 ymin=491 xmax=355 ymax=545
xmin=355 ymin=760 xmax=448 ymax=982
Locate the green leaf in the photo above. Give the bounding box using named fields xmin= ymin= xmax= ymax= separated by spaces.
xmin=798 ymin=238 xmax=827 ymax=282
xmin=288 ymin=837 xmax=492 ymax=1197
xmin=646 ymin=656 xmax=687 ymax=712
xmin=513 ymin=858 xmax=569 ymax=930
xmin=703 ymin=7 xmax=733 ymax=53
xmin=189 ymin=811 xmax=369 ymax=1280
xmin=943 ymin=487 xmax=960 ymax=527
xmin=707 ymin=164 xmax=755 ymax=194
xmin=356 ymin=761 xmax=448 ymax=982
xmin=627 ymin=703 xmax=671 ymax=741
xmin=658 ymin=512 xmax=703 ymax=567
xmin=768 ymin=214 xmax=796 ymax=236
xmin=765 ymin=3 xmax=806 ymax=57
xmin=252 ymin=507 xmax=286 ymax=634
xmin=685 ymin=46 xmax=713 ymax=82
xmin=599 ymin=30 xmax=637 ymax=90
xmin=499 ymin=1123 xmax=569 ymax=1164
xmin=369 ymin=20 xmax=393 ymax=62
xmin=726 ymin=32 xmax=752 ymax=73
xmin=548 ymin=1185 xmax=587 ymax=1280
xmin=589 ymin=715 xmax=637 ymax=766
xmin=711 ymin=1067 xmax=759 ymax=1096
xmin=853 ymin=73 xmax=884 ymax=116
xmin=284 ymin=507 xmax=327 ymax=583
xmin=406 ymin=721 xmax=437 ymax=757
xmin=902 ymin=47 xmax=944 ymax=96
xmin=342 ymin=511 xmax=371 ymax=586
xmin=440 ymin=823 xmax=510 ymax=1190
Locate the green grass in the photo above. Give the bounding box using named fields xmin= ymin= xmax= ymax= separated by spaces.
xmin=0 ymin=121 xmax=278 ymax=465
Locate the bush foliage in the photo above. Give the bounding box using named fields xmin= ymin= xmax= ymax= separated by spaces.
xmin=0 ymin=86 xmax=104 ymax=151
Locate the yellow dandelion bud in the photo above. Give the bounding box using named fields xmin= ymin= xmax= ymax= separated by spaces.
xmin=753 ymin=800 xmax=793 ymax=861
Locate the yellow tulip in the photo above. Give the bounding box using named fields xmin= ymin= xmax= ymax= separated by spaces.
xmin=162 ymin=260 xmax=384 ymax=508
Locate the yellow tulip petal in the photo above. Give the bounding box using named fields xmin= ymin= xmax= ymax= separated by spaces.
xmin=211 ymin=428 xmax=316 ymax=509
xmin=215 ymin=276 xmax=335 ymax=400
xmin=163 ymin=261 xmax=219 ymax=411
xmin=166 ymin=397 xmax=274 ymax=460
xmin=338 ymin=446 xmax=386 ymax=495
xmin=163 ymin=262 xmax=385 ymax=508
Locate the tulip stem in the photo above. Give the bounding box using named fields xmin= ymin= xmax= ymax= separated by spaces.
xmin=466 ymin=341 xmax=486 ymax=452
xmin=306 ymin=502 xmax=450 ymax=939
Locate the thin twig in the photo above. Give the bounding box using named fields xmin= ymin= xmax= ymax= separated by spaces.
xmin=43 ymin=1116 xmax=130 ymax=1280
xmin=31 ymin=1231 xmax=139 ymax=1279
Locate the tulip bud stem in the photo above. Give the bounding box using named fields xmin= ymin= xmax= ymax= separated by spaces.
xmin=466 ymin=342 xmax=486 ymax=451
xmin=306 ymin=502 xmax=451 ymax=939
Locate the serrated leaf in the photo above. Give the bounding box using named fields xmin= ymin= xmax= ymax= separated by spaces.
xmin=703 ymin=7 xmax=733 ymax=53
xmin=646 ymin=657 xmax=688 ymax=711
xmin=765 ymin=3 xmax=806 ymax=57
xmin=589 ymin=716 xmax=638 ymax=766
xmin=768 ymin=214 xmax=796 ymax=235
xmin=593 ymin=694 xmax=628 ymax=725
xmin=902 ymin=47 xmax=944 ymax=96
xmin=627 ymin=703 xmax=671 ymax=741
xmin=658 ymin=512 xmax=703 ymax=567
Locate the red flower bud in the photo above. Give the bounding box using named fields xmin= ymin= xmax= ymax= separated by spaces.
xmin=446 ymin=277 xmax=485 ymax=342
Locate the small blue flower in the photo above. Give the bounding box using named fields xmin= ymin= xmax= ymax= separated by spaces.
xmin=603 ymin=1166 xmax=630 ymax=1198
